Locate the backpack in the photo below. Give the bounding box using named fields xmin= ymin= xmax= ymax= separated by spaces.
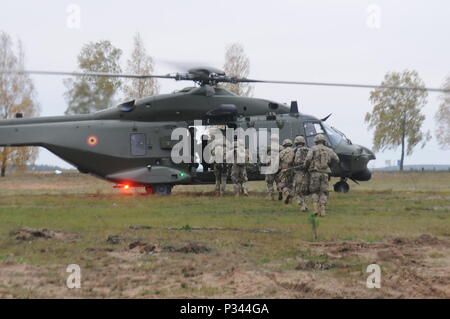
xmin=280 ymin=148 xmax=295 ymax=168
xmin=295 ymin=147 xmax=309 ymax=166
xmin=315 ymin=147 xmax=330 ymax=171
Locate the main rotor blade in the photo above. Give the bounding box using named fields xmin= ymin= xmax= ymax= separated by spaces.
xmin=0 ymin=70 xmax=177 ymax=80
xmin=239 ymin=78 xmax=449 ymax=93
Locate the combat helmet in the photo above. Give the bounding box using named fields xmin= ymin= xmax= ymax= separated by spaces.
xmin=294 ymin=136 xmax=305 ymax=145
xmin=314 ymin=134 xmax=326 ymax=144
xmin=282 ymin=139 xmax=293 ymax=147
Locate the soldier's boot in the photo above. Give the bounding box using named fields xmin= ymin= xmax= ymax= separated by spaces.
xmin=319 ymin=206 xmax=325 ymax=217
xmin=270 ymin=192 xmax=275 ymax=200
xmin=233 ymin=185 xmax=240 ymax=198
xmin=278 ymin=192 xmax=283 ymax=201
xmin=243 ymin=186 xmax=249 ymax=197
xmin=220 ymin=181 xmax=227 ymax=197
xmin=312 ymin=202 xmax=319 ymax=216
xmin=284 ymin=193 xmax=292 ymax=204
xmin=300 ymin=201 xmax=308 ymax=212
xmin=319 ymin=205 xmax=326 ymax=217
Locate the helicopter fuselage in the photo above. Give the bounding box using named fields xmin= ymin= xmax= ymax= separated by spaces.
xmin=0 ymin=86 xmax=375 ymax=194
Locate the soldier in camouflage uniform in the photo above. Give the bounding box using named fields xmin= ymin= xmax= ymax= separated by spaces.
xmin=276 ymin=143 xmax=284 ymax=200
xmin=230 ymin=143 xmax=249 ymax=197
xmin=279 ymin=139 xmax=295 ymax=204
xmin=263 ymin=146 xmax=281 ymax=200
xmin=212 ymin=144 xmax=229 ymax=196
xmin=304 ymin=134 xmax=339 ymax=217
xmin=293 ymin=136 xmax=310 ymax=212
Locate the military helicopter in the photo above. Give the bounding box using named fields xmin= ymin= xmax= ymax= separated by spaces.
xmin=0 ymin=66 xmax=441 ymax=195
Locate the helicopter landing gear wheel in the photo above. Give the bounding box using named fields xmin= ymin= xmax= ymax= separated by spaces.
xmin=153 ymin=184 xmax=172 ymax=195
xmin=334 ymin=179 xmax=350 ymax=193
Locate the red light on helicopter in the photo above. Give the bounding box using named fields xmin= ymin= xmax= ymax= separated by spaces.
xmin=113 ymin=184 xmax=132 ymax=190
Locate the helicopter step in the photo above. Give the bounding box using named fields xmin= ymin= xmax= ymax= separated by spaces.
xmin=333 ymin=178 xmax=350 ymax=193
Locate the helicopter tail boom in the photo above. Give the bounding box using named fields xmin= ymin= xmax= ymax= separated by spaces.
xmin=0 ymin=122 xmax=44 ymax=147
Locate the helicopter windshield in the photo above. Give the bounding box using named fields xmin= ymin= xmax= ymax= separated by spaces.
xmin=322 ymin=123 xmax=351 ymax=146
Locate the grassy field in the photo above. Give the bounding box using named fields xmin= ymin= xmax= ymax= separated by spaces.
xmin=0 ymin=171 xmax=449 ymax=298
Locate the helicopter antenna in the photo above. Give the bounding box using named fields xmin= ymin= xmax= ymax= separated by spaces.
xmin=321 ymin=113 xmax=333 ymax=122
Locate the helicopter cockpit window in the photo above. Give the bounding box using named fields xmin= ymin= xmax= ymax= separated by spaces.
xmin=322 ymin=123 xmax=342 ymax=146
xmin=322 ymin=123 xmax=351 ymax=146
xmin=304 ymin=122 xmax=326 ymax=147
xmin=130 ymin=133 xmax=146 ymax=156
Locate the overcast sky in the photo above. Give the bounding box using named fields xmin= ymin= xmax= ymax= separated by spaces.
xmin=1 ymin=0 xmax=449 ymax=168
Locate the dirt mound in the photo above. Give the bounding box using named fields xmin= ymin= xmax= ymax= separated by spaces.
xmin=182 ymin=266 xmax=203 ymax=278
xmin=129 ymin=225 xmax=151 ymax=230
xmin=414 ymin=234 xmax=441 ymax=245
xmin=175 ymin=243 xmax=210 ymax=254
xmin=106 ymin=235 xmax=125 ymax=245
xmin=376 ymin=249 xmax=404 ymax=261
xmin=162 ymin=242 xmax=210 ymax=254
xmin=128 ymin=241 xmax=161 ymax=254
xmin=11 ymin=227 xmax=77 ymax=241
xmin=295 ymin=260 xmax=337 ymax=271
xmin=392 ymin=234 xmax=441 ymax=246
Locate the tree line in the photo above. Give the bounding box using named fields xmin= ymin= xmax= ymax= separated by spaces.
xmin=0 ymin=29 xmax=449 ymax=176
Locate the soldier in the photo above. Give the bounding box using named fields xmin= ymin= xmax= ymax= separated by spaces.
xmin=230 ymin=142 xmax=249 ymax=197
xmin=263 ymin=146 xmax=281 ymax=200
xmin=279 ymin=139 xmax=295 ymax=204
xmin=212 ymin=144 xmax=229 ymax=196
xmin=276 ymin=142 xmax=284 ymax=200
xmin=304 ymin=134 xmax=339 ymax=217
xmin=293 ymin=136 xmax=310 ymax=212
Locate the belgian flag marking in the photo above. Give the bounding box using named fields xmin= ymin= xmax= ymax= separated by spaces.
xmin=87 ymin=135 xmax=99 ymax=146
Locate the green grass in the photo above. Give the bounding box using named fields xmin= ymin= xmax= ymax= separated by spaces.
xmin=0 ymin=171 xmax=449 ymax=298
xmin=0 ymin=172 xmax=449 ymax=265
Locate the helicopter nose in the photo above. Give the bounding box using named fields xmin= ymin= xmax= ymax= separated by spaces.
xmin=359 ymin=146 xmax=376 ymax=160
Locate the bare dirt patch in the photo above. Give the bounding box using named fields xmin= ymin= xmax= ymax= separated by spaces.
xmin=127 ymin=241 xmax=211 ymax=254
xmin=10 ymin=227 xmax=79 ymax=242
xmin=299 ymin=234 xmax=450 ymax=298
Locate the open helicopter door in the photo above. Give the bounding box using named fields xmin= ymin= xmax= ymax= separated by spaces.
xmin=187 ymin=123 xmax=211 ymax=174
xmin=187 ymin=122 xmax=228 ymax=183
xmin=234 ymin=120 xmax=264 ymax=181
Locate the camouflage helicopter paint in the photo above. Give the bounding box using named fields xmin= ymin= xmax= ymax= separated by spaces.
xmin=0 ymin=67 xmax=376 ymax=194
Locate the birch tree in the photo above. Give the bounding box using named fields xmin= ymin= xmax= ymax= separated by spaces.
xmin=222 ymin=43 xmax=253 ymax=96
xmin=122 ymin=32 xmax=159 ymax=100
xmin=0 ymin=31 xmax=40 ymax=176
xmin=365 ymin=70 xmax=430 ymax=171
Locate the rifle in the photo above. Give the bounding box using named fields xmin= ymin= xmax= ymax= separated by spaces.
xmin=281 ymin=164 xmax=307 ymax=173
